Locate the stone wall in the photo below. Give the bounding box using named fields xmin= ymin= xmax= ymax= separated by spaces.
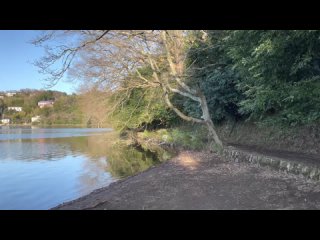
xmin=223 ymin=146 xmax=320 ymax=181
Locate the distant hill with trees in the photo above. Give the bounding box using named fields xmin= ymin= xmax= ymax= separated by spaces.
xmin=0 ymin=89 xmax=84 ymax=125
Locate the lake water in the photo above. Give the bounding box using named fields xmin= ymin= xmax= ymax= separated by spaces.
xmin=0 ymin=127 xmax=167 ymax=210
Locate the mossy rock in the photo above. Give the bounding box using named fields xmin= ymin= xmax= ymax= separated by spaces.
xmin=279 ymin=160 xmax=288 ymax=170
xmin=269 ymin=159 xmax=280 ymax=168
xmin=286 ymin=163 xmax=295 ymax=172
xmin=259 ymin=157 xmax=270 ymax=166
xmin=250 ymin=155 xmax=258 ymax=164
xmin=309 ymin=168 xmax=319 ymax=180
xmin=301 ymin=166 xmax=311 ymax=176
xmin=161 ymin=151 xmax=173 ymax=161
xmin=288 ymin=163 xmax=300 ymax=174
xmin=295 ymin=164 xmax=304 ymax=174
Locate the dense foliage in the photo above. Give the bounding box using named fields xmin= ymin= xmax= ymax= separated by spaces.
xmin=225 ymin=30 xmax=320 ymax=126
xmin=168 ymin=30 xmax=320 ymax=127
xmin=182 ymin=30 xmax=244 ymax=123
xmin=96 ymin=30 xmax=320 ymax=130
xmin=26 ymin=30 xmax=320 ymax=130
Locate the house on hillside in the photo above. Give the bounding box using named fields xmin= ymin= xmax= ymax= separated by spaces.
xmin=38 ymin=100 xmax=54 ymax=108
xmin=1 ymin=119 xmax=10 ymax=124
xmin=31 ymin=116 xmax=41 ymax=123
xmin=5 ymin=92 xmax=16 ymax=97
xmin=0 ymin=95 xmax=4 ymax=99
xmin=8 ymin=106 xmax=23 ymax=112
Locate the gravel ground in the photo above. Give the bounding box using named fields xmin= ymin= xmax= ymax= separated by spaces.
xmin=53 ymin=151 xmax=320 ymax=210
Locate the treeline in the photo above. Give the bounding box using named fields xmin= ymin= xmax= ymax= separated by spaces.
xmin=105 ymin=30 xmax=320 ymax=131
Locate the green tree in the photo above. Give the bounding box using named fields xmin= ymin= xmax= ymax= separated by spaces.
xmin=0 ymin=99 xmax=6 ymax=119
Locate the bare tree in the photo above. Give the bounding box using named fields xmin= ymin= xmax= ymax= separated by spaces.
xmin=33 ymin=30 xmax=223 ymax=149
xmin=78 ymin=86 xmax=111 ymax=128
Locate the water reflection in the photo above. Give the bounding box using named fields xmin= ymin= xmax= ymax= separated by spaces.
xmin=106 ymin=143 xmax=172 ymax=178
xmin=0 ymin=126 xmax=112 ymax=141
xmin=0 ymin=128 xmax=173 ymax=209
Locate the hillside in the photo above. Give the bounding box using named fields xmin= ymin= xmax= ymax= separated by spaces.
xmin=0 ymin=89 xmax=82 ymax=125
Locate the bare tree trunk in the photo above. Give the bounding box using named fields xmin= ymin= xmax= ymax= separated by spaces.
xmin=199 ymin=94 xmax=223 ymax=149
xmin=159 ymin=30 xmax=224 ymax=150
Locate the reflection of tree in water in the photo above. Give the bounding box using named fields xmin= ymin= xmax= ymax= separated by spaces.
xmin=60 ymin=132 xmax=175 ymax=179
xmin=105 ymin=142 xmax=175 ymax=178
xmin=27 ymin=133 xmax=174 ymax=191
xmin=106 ymin=143 xmax=160 ymax=178
xmin=0 ymin=131 xmax=175 ymax=203
xmin=59 ymin=135 xmax=109 ymax=159
xmin=0 ymin=138 xmax=74 ymax=162
xmin=52 ymin=133 xmax=175 ymax=193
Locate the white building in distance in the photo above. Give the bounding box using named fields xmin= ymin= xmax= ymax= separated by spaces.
xmin=8 ymin=107 xmax=23 ymax=112
xmin=31 ymin=116 xmax=41 ymax=123
xmin=6 ymin=92 xmax=16 ymax=97
xmin=38 ymin=100 xmax=54 ymax=108
xmin=1 ymin=119 xmax=10 ymax=124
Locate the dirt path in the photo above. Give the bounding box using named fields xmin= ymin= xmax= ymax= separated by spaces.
xmin=53 ymin=150 xmax=320 ymax=210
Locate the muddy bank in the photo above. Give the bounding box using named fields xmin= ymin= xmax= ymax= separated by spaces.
xmin=53 ymin=150 xmax=320 ymax=210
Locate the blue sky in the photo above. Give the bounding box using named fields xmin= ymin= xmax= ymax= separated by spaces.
xmin=0 ymin=30 xmax=76 ymax=94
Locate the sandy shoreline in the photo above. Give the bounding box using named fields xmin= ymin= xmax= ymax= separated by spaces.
xmin=53 ymin=150 xmax=320 ymax=210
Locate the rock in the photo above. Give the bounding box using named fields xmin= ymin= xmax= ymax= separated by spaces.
xmin=296 ymin=164 xmax=304 ymax=174
xmin=309 ymin=168 xmax=318 ymax=180
xmin=270 ymin=159 xmax=280 ymax=168
xmin=251 ymin=155 xmax=258 ymax=164
xmin=302 ymin=166 xmax=311 ymax=176
xmin=286 ymin=163 xmax=295 ymax=172
xmin=279 ymin=160 xmax=288 ymax=170
xmin=289 ymin=163 xmax=299 ymax=174
xmin=259 ymin=157 xmax=269 ymax=166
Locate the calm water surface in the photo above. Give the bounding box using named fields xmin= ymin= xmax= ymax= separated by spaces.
xmin=0 ymin=127 xmax=166 ymax=210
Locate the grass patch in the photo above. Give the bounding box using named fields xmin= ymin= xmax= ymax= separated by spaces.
xmin=138 ymin=125 xmax=209 ymax=151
